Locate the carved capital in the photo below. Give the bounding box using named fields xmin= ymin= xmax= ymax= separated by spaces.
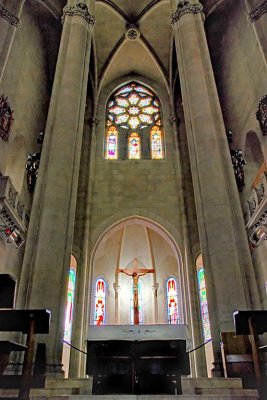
xmin=0 ymin=4 xmax=20 ymax=27
xmin=62 ymin=2 xmax=95 ymax=25
xmin=171 ymin=1 xmax=205 ymax=24
xmin=249 ymin=1 xmax=267 ymax=22
xmin=169 ymin=115 xmax=178 ymax=125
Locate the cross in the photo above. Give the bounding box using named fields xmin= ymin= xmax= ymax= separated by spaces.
xmin=117 ymin=258 xmax=155 ymax=325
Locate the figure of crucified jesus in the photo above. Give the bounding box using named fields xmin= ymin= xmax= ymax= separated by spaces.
xmin=117 ymin=259 xmax=155 ymax=325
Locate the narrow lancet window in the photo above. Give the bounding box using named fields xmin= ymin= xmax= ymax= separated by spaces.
xmin=128 ymin=132 xmax=141 ymax=159
xmin=197 ymin=266 xmax=211 ymax=341
xmin=64 ymin=268 xmax=76 ymax=342
xmin=94 ymin=278 xmax=106 ymax=325
xmin=151 ymin=125 xmax=164 ymax=159
xmin=106 ymin=125 xmax=118 ymax=160
xmin=167 ymin=277 xmax=179 ymax=324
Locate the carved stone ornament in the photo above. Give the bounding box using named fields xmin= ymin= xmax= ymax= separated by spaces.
xmin=249 ymin=1 xmax=267 ymax=22
xmin=0 ymin=95 xmax=14 ymax=142
xmin=256 ymin=95 xmax=267 ymax=135
xmin=126 ymin=25 xmax=140 ymax=40
xmin=0 ymin=4 xmax=20 ymax=27
xmin=61 ymin=2 xmax=95 ymax=25
xmin=170 ymin=1 xmax=205 ymax=24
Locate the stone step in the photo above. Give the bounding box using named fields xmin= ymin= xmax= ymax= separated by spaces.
xmin=29 ymin=395 xmax=259 ymax=400
xmin=182 ymin=377 xmax=244 ymax=392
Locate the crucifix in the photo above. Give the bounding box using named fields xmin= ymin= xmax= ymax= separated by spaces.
xmin=117 ymin=258 xmax=155 ymax=325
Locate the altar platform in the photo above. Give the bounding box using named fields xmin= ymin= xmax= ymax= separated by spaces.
xmin=86 ymin=324 xmax=191 ymax=395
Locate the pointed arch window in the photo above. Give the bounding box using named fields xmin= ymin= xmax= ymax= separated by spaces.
xmin=106 ymin=125 xmax=118 ymax=160
xmin=130 ymin=280 xmax=143 ymax=325
xmin=151 ymin=125 xmax=164 ymax=159
xmin=64 ymin=267 xmax=76 ymax=342
xmin=166 ymin=277 xmax=179 ymax=324
xmin=105 ymin=82 xmax=164 ymax=159
xmin=128 ymin=132 xmax=141 ymax=159
xmin=196 ymin=257 xmax=211 ymax=341
xmin=94 ymin=278 xmax=106 ymax=325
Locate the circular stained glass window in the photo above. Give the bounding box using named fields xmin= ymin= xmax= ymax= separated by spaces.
xmin=107 ymin=83 xmax=161 ymax=130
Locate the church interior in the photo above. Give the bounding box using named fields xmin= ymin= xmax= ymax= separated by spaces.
xmin=0 ymin=0 xmax=267 ymax=398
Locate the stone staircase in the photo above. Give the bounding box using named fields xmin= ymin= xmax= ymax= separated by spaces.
xmin=0 ymin=377 xmax=260 ymax=399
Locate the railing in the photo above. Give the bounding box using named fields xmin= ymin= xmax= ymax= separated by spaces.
xmin=245 ymin=162 xmax=267 ymax=247
xmin=0 ymin=175 xmax=28 ymax=234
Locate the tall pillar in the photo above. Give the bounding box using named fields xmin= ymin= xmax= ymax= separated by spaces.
xmin=245 ymin=0 xmax=267 ymax=68
xmin=170 ymin=0 xmax=261 ymax=372
xmin=0 ymin=0 xmax=25 ymax=83
xmin=17 ymin=0 xmax=95 ymax=374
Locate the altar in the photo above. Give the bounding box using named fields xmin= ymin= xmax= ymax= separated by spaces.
xmin=86 ymin=324 xmax=191 ymax=395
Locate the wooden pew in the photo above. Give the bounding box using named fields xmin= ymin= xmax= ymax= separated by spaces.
xmin=0 ymin=309 xmax=50 ymax=400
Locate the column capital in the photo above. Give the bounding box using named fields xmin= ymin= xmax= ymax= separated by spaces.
xmin=0 ymin=3 xmax=20 ymax=27
xmin=170 ymin=1 xmax=205 ymax=24
xmin=249 ymin=1 xmax=267 ymax=22
xmin=61 ymin=2 xmax=95 ymax=25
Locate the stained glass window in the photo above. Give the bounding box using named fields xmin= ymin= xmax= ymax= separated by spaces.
xmin=197 ymin=267 xmax=211 ymax=341
xmin=105 ymin=82 xmax=165 ymax=160
xmin=167 ymin=277 xmax=179 ymax=324
xmin=106 ymin=126 xmax=118 ymax=160
xmin=130 ymin=281 xmax=143 ymax=325
xmin=151 ymin=126 xmax=164 ymax=159
xmin=94 ymin=278 xmax=106 ymax=325
xmin=107 ymin=83 xmax=161 ymax=131
xmin=64 ymin=268 xmax=76 ymax=342
xmin=128 ymin=132 xmax=141 ymax=159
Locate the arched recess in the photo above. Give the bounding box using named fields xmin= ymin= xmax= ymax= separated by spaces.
xmin=89 ymin=216 xmax=184 ymax=326
xmin=244 ymin=131 xmax=265 ymax=195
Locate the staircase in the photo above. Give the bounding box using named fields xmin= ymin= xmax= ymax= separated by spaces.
xmin=0 ymin=376 xmax=259 ymax=399
xmin=28 ymin=376 xmax=259 ymax=399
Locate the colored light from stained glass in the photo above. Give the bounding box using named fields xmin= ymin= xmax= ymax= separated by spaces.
xmin=109 ymin=106 xmax=125 ymax=115
xmin=116 ymin=97 xmax=129 ymax=107
xmin=197 ymin=267 xmax=211 ymax=341
xmin=129 ymin=117 xmax=140 ymax=129
xmin=139 ymin=98 xmax=151 ymax=107
xmin=107 ymin=82 xmax=162 ymax=130
xmin=115 ymin=114 xmax=129 ymax=124
xmin=128 ymin=132 xmax=141 ymax=159
xmin=128 ymin=93 xmax=139 ymax=105
xmin=167 ymin=277 xmax=179 ymax=324
xmin=151 ymin=126 xmax=164 ymax=159
xmin=106 ymin=126 xmax=118 ymax=159
xmin=94 ymin=278 xmax=106 ymax=325
xmin=139 ymin=114 xmax=153 ymax=124
xmin=64 ymin=268 xmax=76 ymax=342
xmin=128 ymin=106 xmax=139 ymax=115
xmin=142 ymin=106 xmax=158 ymax=115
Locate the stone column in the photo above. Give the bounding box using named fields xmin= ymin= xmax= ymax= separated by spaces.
xmin=170 ymin=0 xmax=261 ymax=373
xmin=245 ymin=0 xmax=267 ymax=68
xmin=17 ymin=0 xmax=95 ymax=375
xmin=0 ymin=0 xmax=25 ymax=84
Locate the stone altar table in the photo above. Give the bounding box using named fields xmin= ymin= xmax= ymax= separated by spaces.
xmin=86 ymin=324 xmax=191 ymax=395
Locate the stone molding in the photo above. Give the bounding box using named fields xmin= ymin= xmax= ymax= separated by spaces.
xmin=61 ymin=2 xmax=95 ymax=25
xmin=170 ymin=1 xmax=205 ymax=24
xmin=0 ymin=4 xmax=20 ymax=27
xmin=249 ymin=1 xmax=267 ymax=22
